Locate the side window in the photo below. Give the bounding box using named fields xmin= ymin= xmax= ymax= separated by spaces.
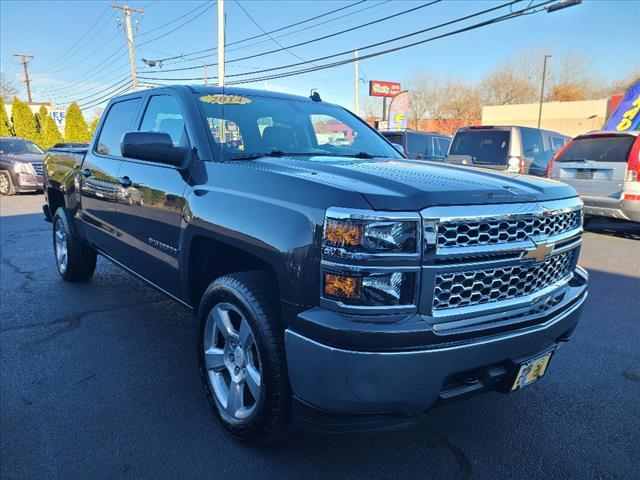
xmin=310 ymin=114 xmax=354 ymax=148
xmin=96 ymin=98 xmax=141 ymax=156
xmin=407 ymin=133 xmax=428 ymax=157
xmin=549 ymin=136 xmax=567 ymax=152
xmin=139 ymin=95 xmax=188 ymax=147
xmin=433 ymin=137 xmax=450 ymax=158
xmin=520 ymin=128 xmax=544 ymax=158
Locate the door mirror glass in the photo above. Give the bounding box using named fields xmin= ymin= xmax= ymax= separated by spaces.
xmin=121 ymin=131 xmax=187 ymax=166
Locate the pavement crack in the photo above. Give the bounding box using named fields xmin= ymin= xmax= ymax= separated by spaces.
xmin=1 ymin=256 xmax=36 ymax=294
xmin=420 ymin=428 xmax=473 ymax=480
xmin=623 ymin=371 xmax=640 ymax=383
xmin=73 ymin=373 xmax=97 ymax=385
xmin=0 ymin=300 xmax=168 ymax=347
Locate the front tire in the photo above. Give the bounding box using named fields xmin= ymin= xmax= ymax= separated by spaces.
xmin=53 ymin=208 xmax=97 ymax=282
xmin=0 ymin=171 xmax=15 ymax=196
xmin=198 ymin=271 xmax=291 ymax=445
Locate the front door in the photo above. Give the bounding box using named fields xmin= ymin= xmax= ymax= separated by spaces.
xmin=80 ymin=97 xmax=142 ymax=253
xmin=113 ymin=93 xmax=191 ymax=298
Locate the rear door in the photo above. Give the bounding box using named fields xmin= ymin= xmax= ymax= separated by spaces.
xmin=112 ymin=92 xmax=191 ymax=297
xmin=551 ymin=134 xmax=634 ymax=200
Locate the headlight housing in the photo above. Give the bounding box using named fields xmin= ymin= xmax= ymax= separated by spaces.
xmin=322 ymin=208 xmax=420 ymax=258
xmin=323 ymin=270 xmax=416 ymax=307
xmin=14 ymin=162 xmax=34 ymax=174
xmin=321 ymin=208 xmax=421 ymax=311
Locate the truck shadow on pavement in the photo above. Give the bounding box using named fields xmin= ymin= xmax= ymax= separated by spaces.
xmin=1 ymin=211 xmax=639 ymax=480
xmin=585 ymin=218 xmax=640 ymax=240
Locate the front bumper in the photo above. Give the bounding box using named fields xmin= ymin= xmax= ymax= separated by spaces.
xmin=14 ymin=172 xmax=43 ymax=192
xmin=286 ymin=269 xmax=587 ymax=431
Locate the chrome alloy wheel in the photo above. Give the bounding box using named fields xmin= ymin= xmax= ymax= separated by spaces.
xmin=203 ymin=302 xmax=262 ymax=422
xmin=0 ymin=174 xmax=9 ymax=194
xmin=54 ymin=218 xmax=68 ymax=273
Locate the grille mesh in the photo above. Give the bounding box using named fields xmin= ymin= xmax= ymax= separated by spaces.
xmin=433 ymin=249 xmax=575 ymax=311
xmin=437 ymin=210 xmax=581 ymax=248
xmin=31 ymin=162 xmax=43 ymax=176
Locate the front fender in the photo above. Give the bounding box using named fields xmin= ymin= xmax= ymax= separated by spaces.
xmin=180 ymin=187 xmax=324 ymax=308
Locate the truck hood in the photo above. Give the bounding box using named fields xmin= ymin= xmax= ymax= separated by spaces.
xmin=241 ymin=156 xmax=577 ymax=210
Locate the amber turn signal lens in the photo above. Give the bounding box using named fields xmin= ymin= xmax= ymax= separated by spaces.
xmin=324 ymin=220 xmax=363 ymax=247
xmin=323 ymin=273 xmax=361 ymax=299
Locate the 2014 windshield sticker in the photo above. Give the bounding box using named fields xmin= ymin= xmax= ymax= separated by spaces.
xmin=199 ymin=94 xmax=252 ymax=105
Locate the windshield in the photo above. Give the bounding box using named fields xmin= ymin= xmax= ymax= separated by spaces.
xmin=448 ymin=130 xmax=510 ymax=165
xmin=195 ymin=93 xmax=401 ymax=161
xmin=556 ymin=135 xmax=635 ymax=163
xmin=0 ymin=138 xmax=44 ymax=155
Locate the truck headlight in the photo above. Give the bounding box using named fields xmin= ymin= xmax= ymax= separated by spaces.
xmin=323 ymin=208 xmax=420 ymax=256
xmin=323 ymin=271 xmax=416 ymax=306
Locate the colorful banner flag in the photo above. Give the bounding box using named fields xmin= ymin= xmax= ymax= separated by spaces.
xmin=603 ymin=79 xmax=640 ymax=131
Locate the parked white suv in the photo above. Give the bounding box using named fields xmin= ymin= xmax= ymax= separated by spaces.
xmin=445 ymin=126 xmax=570 ymax=177
xmin=547 ymin=131 xmax=640 ymax=224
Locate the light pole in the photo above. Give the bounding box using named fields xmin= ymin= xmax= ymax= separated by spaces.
xmin=537 ymin=54 xmax=551 ymax=128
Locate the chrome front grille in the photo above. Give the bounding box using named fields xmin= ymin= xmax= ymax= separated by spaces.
xmin=433 ymin=249 xmax=576 ymax=311
xmin=437 ymin=210 xmax=581 ymax=249
xmin=31 ymin=162 xmax=43 ymax=176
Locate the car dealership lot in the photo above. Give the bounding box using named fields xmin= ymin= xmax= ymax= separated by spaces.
xmin=1 ymin=194 xmax=638 ymax=480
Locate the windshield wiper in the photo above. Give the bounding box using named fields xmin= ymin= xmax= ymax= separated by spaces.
xmin=230 ymin=149 xmax=285 ymax=160
xmin=341 ymin=151 xmax=377 ymax=159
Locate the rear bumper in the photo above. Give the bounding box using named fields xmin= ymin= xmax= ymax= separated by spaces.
xmin=286 ymin=271 xmax=587 ymax=432
xmin=583 ymin=195 xmax=640 ymax=223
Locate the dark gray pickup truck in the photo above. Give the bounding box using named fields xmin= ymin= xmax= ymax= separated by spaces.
xmin=43 ymin=86 xmax=588 ymax=444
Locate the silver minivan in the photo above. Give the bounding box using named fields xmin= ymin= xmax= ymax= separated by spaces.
xmin=547 ymin=131 xmax=640 ymax=224
xmin=445 ymin=125 xmax=570 ymax=177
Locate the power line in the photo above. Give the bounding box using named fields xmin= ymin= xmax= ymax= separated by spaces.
xmin=234 ymin=0 xmax=317 ymax=67
xmin=139 ymin=0 xmax=515 ymax=82
xmin=39 ymin=5 xmax=112 ymax=72
xmin=144 ymin=0 xmax=369 ymax=65
xmin=137 ymin=1 xmax=216 ymax=49
xmin=140 ymin=0 xmax=440 ymax=74
xmin=136 ymin=1 xmax=211 ymax=38
xmin=79 ymin=80 xmax=133 ymax=110
xmin=139 ymin=0 xmax=553 ymax=86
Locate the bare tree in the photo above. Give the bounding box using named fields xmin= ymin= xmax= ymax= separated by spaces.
xmin=0 ymin=72 xmax=19 ymax=101
xmin=359 ymin=96 xmax=382 ymax=121
xmin=405 ymin=73 xmax=442 ymax=125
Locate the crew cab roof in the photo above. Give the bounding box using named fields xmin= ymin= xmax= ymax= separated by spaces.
xmin=111 ymin=85 xmax=325 ymax=105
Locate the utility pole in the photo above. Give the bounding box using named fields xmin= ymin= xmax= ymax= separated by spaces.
xmin=354 ymin=50 xmax=359 ymax=116
xmin=112 ymin=4 xmax=144 ymax=91
xmin=217 ymin=0 xmax=225 ymax=87
xmin=13 ymin=54 xmax=34 ymax=102
xmin=204 ymin=64 xmax=208 ymax=86
xmin=537 ymin=54 xmax=551 ymax=128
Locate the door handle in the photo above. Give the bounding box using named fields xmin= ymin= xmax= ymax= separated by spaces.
xmin=81 ymin=168 xmax=92 ymax=177
xmin=119 ymin=176 xmax=132 ymax=188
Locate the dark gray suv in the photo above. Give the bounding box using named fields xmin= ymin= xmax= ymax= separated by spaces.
xmin=0 ymin=137 xmax=45 ymax=195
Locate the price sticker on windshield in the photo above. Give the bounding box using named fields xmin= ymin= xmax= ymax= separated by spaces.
xmin=200 ymin=94 xmax=252 ymax=105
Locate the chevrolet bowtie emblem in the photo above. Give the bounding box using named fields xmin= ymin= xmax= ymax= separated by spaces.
xmin=523 ymin=240 xmax=555 ymax=262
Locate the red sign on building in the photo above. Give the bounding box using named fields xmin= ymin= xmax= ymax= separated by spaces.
xmin=369 ymin=80 xmax=401 ymax=97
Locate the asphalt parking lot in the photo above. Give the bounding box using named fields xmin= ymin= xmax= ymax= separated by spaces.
xmin=1 ymin=194 xmax=639 ymax=480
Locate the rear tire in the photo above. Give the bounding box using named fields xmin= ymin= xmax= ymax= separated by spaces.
xmin=53 ymin=208 xmax=97 ymax=282
xmin=198 ymin=271 xmax=291 ymax=445
xmin=0 ymin=171 xmax=15 ymax=196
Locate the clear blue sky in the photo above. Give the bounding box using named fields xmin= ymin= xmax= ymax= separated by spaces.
xmin=1 ymin=0 xmax=638 ymax=115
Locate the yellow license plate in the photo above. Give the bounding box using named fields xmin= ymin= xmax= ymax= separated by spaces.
xmin=511 ymin=351 xmax=553 ymax=391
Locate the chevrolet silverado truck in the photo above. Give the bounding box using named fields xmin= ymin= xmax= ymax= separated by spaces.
xmin=43 ymin=86 xmax=588 ymax=444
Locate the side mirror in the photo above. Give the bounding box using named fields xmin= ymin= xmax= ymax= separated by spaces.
xmin=391 ymin=143 xmax=405 ymax=157
xmin=121 ymin=131 xmax=188 ymax=166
